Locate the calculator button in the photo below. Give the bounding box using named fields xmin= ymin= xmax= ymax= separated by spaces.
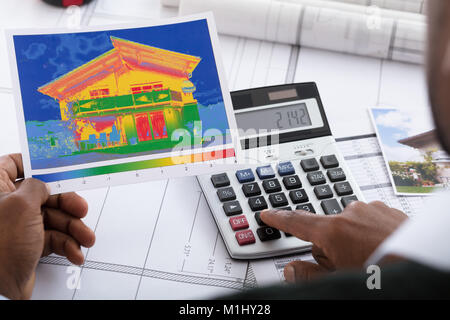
xmin=300 ymin=158 xmax=319 ymax=172
xmin=257 ymin=227 xmax=281 ymax=242
xmin=235 ymin=230 xmax=256 ymax=246
xmin=217 ymin=187 xmax=236 ymax=202
xmin=279 ymin=206 xmax=292 ymax=211
xmin=211 ymin=173 xmax=230 ymax=188
xmin=296 ymin=203 xmax=316 ymax=213
xmin=307 ymin=171 xmax=326 ymax=185
xmin=235 ymin=169 xmax=255 ymax=183
xmin=314 ymin=185 xmax=333 ymax=199
xmin=321 ymin=199 xmax=342 ymax=215
xmin=262 ymin=179 xmax=282 ymax=193
xmin=254 ymin=212 xmax=266 ymax=226
xmin=256 ymin=165 xmax=275 ymax=180
xmin=282 ymin=175 xmax=302 ymax=190
xmin=327 ymin=168 xmax=346 ymax=182
xmin=229 ymin=215 xmax=249 ymax=231
xmin=320 ymin=155 xmax=339 ymax=169
xmin=268 ymin=193 xmax=289 ymax=208
xmin=277 ymin=161 xmax=295 ymax=176
xmin=248 ymin=196 xmax=268 ymax=211
xmin=223 ymin=201 xmax=243 ymax=216
xmin=289 ymin=189 xmax=309 ymax=204
xmin=334 ymin=182 xmax=353 ymax=196
xmin=341 ymin=195 xmax=358 ymax=208
xmin=242 ymin=182 xmax=261 ymax=197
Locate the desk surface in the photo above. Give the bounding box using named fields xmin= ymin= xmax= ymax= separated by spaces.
xmin=0 ymin=0 xmax=430 ymax=299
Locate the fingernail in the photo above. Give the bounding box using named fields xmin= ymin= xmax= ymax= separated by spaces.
xmin=284 ymin=265 xmax=296 ymax=283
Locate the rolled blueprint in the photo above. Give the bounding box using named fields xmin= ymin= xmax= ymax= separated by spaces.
xmin=166 ymin=0 xmax=427 ymax=14
xmin=178 ymin=0 xmax=426 ymax=64
xmin=322 ymin=0 xmax=426 ymax=14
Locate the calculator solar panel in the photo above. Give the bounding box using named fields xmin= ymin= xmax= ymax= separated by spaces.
xmin=197 ymin=83 xmax=364 ymax=259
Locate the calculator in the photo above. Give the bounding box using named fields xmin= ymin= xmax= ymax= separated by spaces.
xmin=197 ymin=82 xmax=364 ymax=259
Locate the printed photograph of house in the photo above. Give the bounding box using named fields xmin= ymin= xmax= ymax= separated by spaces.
xmin=370 ymin=107 xmax=450 ymax=195
xmin=13 ymin=20 xmax=231 ymax=170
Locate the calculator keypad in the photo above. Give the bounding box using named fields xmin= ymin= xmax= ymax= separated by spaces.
xmin=209 ymin=154 xmax=355 ymax=247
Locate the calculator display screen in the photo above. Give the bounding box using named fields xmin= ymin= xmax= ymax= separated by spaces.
xmin=235 ymin=103 xmax=312 ymax=131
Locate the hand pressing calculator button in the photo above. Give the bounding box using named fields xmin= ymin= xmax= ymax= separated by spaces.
xmin=248 ymin=196 xmax=268 ymax=211
xmin=235 ymin=169 xmax=255 ymax=183
xmin=262 ymin=179 xmax=282 ymax=193
xmin=256 ymin=165 xmax=275 ymax=179
xmin=197 ymin=82 xmax=365 ymax=259
xmin=242 ymin=182 xmax=261 ymax=197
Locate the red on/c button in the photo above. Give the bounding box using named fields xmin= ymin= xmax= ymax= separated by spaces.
xmin=235 ymin=230 xmax=255 ymax=246
xmin=229 ymin=215 xmax=249 ymax=231
xmin=63 ymin=0 xmax=84 ymax=6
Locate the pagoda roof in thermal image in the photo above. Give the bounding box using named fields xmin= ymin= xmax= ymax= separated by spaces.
xmin=38 ymin=36 xmax=202 ymax=101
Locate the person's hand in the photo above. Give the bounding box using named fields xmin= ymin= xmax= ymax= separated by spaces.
xmin=260 ymin=200 xmax=408 ymax=284
xmin=0 ymin=154 xmax=95 ymax=299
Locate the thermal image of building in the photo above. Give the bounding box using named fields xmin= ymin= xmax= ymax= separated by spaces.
xmin=38 ymin=36 xmax=202 ymax=153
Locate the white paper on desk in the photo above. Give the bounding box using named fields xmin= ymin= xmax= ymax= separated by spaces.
xmin=179 ymin=0 xmax=426 ymax=64
xmin=6 ymin=13 xmax=242 ymax=194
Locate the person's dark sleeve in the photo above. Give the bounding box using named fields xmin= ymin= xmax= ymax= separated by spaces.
xmin=223 ymin=261 xmax=450 ymax=300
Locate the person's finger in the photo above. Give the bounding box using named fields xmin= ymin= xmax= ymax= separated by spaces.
xmin=260 ymin=209 xmax=333 ymax=246
xmin=0 ymin=153 xmax=24 ymax=182
xmin=311 ymin=245 xmax=335 ymax=271
xmin=367 ymin=200 xmax=389 ymax=210
xmin=46 ymin=192 xmax=88 ymax=218
xmin=43 ymin=230 xmax=84 ymax=265
xmin=284 ymin=261 xmax=327 ymax=283
xmin=43 ymin=207 xmax=95 ymax=248
xmin=0 ymin=178 xmax=15 ymax=193
xmin=14 ymin=178 xmax=49 ymax=208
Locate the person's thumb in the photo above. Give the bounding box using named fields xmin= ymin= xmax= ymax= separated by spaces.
xmin=284 ymin=261 xmax=327 ymax=283
xmin=14 ymin=178 xmax=50 ymax=207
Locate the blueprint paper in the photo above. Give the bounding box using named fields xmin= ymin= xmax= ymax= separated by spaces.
xmin=179 ymin=0 xmax=426 ymax=64
xmin=6 ymin=14 xmax=241 ymax=194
